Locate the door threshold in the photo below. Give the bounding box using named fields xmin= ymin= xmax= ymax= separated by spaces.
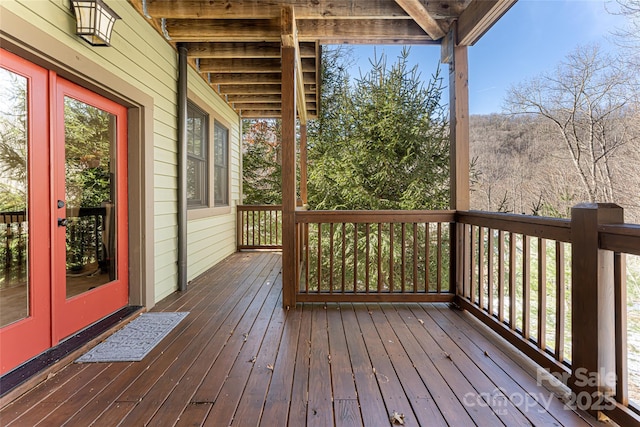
xmin=0 ymin=305 xmax=142 ymax=406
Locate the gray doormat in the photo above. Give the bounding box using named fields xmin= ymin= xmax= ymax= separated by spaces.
xmin=76 ymin=312 xmax=189 ymax=363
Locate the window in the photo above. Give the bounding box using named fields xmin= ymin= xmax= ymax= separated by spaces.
xmin=214 ymin=121 xmax=229 ymax=206
xmin=187 ymin=102 xmax=208 ymax=208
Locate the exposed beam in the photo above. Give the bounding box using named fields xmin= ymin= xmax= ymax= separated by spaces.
xmin=185 ymin=42 xmax=316 ymax=58
xmin=297 ymin=18 xmax=433 ymax=43
xmin=165 ymin=18 xmax=434 ymax=44
xmin=233 ymin=102 xmax=283 ymax=110
xmin=198 ymin=58 xmax=316 ymax=73
xmin=231 ymin=101 xmax=317 ymax=111
xmin=394 ymin=0 xmax=445 ymax=40
xmin=145 ymin=0 xmax=411 ymax=19
xmin=218 ymin=84 xmax=282 ymax=95
xmin=209 ymin=72 xmax=316 ymax=85
xmin=211 ymin=73 xmax=283 ymax=85
xmin=166 ymin=18 xmax=281 ymax=42
xmin=226 ymin=93 xmax=316 ymax=103
xmin=218 ymin=83 xmax=316 ymax=95
xmin=199 ymin=58 xmax=282 ymax=73
xmin=457 ymin=0 xmax=517 ymax=46
xmin=281 ymin=5 xmax=307 ymax=125
xmin=240 ymin=110 xmax=283 ymax=118
xmin=239 ymin=110 xmax=318 ymax=119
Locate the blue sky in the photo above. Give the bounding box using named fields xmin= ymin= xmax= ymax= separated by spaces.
xmin=346 ymin=0 xmax=628 ymax=115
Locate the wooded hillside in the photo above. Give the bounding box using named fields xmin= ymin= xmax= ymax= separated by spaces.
xmin=469 ymin=112 xmax=640 ymax=222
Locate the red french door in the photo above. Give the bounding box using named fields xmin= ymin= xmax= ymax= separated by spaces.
xmin=0 ymin=49 xmax=128 ymax=374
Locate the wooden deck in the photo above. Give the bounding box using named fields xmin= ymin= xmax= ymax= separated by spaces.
xmin=0 ymin=252 xmax=609 ymax=426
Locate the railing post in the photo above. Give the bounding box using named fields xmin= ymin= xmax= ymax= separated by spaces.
xmin=281 ymin=14 xmax=297 ymax=308
xmin=570 ymin=203 xmax=623 ymax=416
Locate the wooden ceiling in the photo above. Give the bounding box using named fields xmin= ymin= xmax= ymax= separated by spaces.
xmin=129 ymin=0 xmax=516 ymax=121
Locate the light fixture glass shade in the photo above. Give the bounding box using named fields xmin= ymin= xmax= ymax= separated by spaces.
xmin=71 ymin=0 xmax=120 ymax=46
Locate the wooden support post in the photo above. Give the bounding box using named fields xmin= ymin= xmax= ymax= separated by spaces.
xmin=281 ymin=45 xmax=297 ymax=308
xmin=570 ymin=203 xmax=623 ymax=416
xmin=300 ymin=124 xmax=308 ymax=205
xmin=449 ymin=36 xmax=470 ymax=210
xmin=448 ymin=25 xmax=470 ymax=301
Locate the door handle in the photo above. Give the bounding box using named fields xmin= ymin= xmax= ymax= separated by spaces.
xmin=57 ymin=218 xmax=68 ymax=227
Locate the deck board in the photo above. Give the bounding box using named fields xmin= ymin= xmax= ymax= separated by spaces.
xmin=0 ymin=252 xmax=609 ymax=427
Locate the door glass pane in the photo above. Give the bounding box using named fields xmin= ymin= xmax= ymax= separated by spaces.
xmin=64 ymin=97 xmax=117 ymax=298
xmin=0 ymin=68 xmax=29 ymax=327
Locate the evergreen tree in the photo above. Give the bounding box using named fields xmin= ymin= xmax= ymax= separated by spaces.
xmin=307 ymin=47 xmax=450 ymax=210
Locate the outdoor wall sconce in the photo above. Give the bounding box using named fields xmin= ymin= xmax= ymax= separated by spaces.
xmin=71 ymin=0 xmax=120 ymax=46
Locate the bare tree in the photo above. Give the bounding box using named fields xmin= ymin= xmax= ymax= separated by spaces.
xmin=613 ymin=0 xmax=640 ymax=44
xmin=506 ymin=44 xmax=638 ymax=204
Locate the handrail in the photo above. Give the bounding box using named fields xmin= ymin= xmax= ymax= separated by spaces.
xmin=237 ymin=204 xmax=283 ymax=212
xmin=599 ymin=223 xmax=640 ymax=256
xmin=296 ymin=209 xmax=456 ymax=224
xmin=457 ymin=210 xmax=571 ymax=242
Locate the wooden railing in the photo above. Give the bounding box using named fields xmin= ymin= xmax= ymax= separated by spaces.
xmin=2 ymin=208 xmax=107 ymax=285
xmin=294 ymin=210 xmax=456 ymax=302
xmin=1 ymin=211 xmax=28 ymax=287
xmin=455 ymin=207 xmax=640 ymax=425
xmin=236 ymin=205 xmax=282 ymax=250
xmin=237 ymin=203 xmax=640 ymax=425
xmin=598 ymin=222 xmax=640 ymax=423
xmin=455 ymin=211 xmax=573 ymax=376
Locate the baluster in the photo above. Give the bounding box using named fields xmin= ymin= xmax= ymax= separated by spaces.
xmin=353 ymin=223 xmax=358 ymax=293
xmin=341 ymin=223 xmax=346 ymax=293
xmin=498 ymin=230 xmax=505 ymax=322
xmin=252 ymin=210 xmax=256 ymax=246
xmin=401 ymin=222 xmax=406 ymax=293
xmin=329 ymin=223 xmax=334 ymax=293
xmin=509 ymin=232 xmax=516 ymax=329
xmin=389 ymin=223 xmax=394 ymax=293
xmin=555 ymin=241 xmax=565 ymax=362
xmin=478 ymin=227 xmax=485 ymax=309
xmin=275 ymin=210 xmax=279 ymax=245
xmin=366 ymin=223 xmax=370 ymax=294
xmin=425 ymin=223 xmax=430 ymax=292
xmin=317 ymin=223 xmax=322 ymax=292
xmin=377 ymin=223 xmax=382 ymax=293
xmin=538 ymin=238 xmax=547 ymax=350
xmin=305 ymin=223 xmax=309 ymax=293
xmin=245 ymin=211 xmax=249 ymax=246
xmin=437 ymin=223 xmax=442 ymax=294
xmin=470 ymin=226 xmax=476 ymax=304
xmin=269 ymin=210 xmax=273 ymax=245
xmin=523 ymin=235 xmax=531 ymax=340
xmin=488 ymin=229 xmax=495 ymax=315
xmin=413 ymin=223 xmax=418 ymax=293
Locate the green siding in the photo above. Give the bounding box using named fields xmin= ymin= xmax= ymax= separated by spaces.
xmin=3 ymin=0 xmax=242 ymax=303
xmin=186 ymin=67 xmax=242 ymax=279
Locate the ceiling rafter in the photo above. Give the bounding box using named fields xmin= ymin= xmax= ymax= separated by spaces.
xmin=394 ymin=0 xmax=446 ymax=40
xmin=457 ymin=0 xmax=517 ymax=46
xmin=130 ymin=0 xmax=514 ymax=120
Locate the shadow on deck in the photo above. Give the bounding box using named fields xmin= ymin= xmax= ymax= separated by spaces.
xmin=0 ymin=252 xmax=609 ymax=426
